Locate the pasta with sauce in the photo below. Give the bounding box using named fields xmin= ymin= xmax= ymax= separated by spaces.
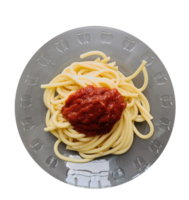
xmin=41 ymin=51 xmax=154 ymax=163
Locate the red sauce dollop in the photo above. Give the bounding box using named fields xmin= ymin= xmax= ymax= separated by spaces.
xmin=62 ymin=85 xmax=126 ymax=136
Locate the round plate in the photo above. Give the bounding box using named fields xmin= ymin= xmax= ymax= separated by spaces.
xmin=15 ymin=26 xmax=175 ymax=188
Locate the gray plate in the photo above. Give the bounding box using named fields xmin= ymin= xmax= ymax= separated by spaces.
xmin=15 ymin=26 xmax=175 ymax=188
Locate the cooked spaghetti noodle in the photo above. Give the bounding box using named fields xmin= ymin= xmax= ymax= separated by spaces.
xmin=41 ymin=51 xmax=154 ymax=163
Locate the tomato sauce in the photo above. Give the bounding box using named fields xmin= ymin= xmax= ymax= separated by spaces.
xmin=62 ymin=85 xmax=126 ymax=136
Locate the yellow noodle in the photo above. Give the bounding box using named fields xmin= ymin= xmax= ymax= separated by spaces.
xmin=41 ymin=51 xmax=154 ymax=163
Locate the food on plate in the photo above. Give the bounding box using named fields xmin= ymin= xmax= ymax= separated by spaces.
xmin=41 ymin=51 xmax=154 ymax=163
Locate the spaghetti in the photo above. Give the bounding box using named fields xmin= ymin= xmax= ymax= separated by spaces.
xmin=41 ymin=51 xmax=154 ymax=163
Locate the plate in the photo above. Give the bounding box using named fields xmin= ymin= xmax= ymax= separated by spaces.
xmin=15 ymin=26 xmax=175 ymax=188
